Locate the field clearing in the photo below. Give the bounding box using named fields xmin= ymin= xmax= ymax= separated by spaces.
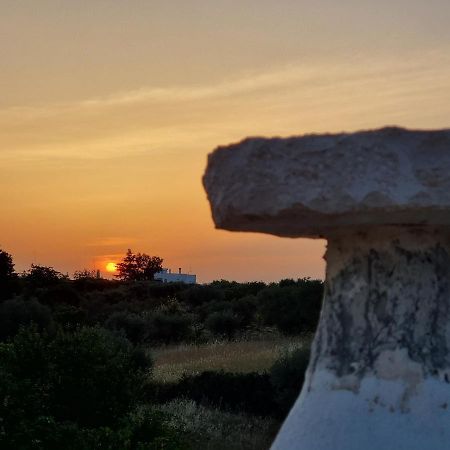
xmin=157 ymin=399 xmax=280 ymax=450
xmin=152 ymin=336 xmax=309 ymax=383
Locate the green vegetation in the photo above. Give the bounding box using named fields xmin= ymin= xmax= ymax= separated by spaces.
xmin=0 ymin=248 xmax=322 ymax=449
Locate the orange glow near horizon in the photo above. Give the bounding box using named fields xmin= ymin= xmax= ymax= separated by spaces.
xmin=1 ymin=2 xmax=450 ymax=283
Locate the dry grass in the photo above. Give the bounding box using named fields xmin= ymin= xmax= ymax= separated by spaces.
xmin=157 ymin=399 xmax=280 ymax=450
xmin=152 ymin=336 xmax=307 ymax=383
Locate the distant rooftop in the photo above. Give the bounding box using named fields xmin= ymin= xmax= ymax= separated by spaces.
xmin=154 ymin=267 xmax=196 ymax=284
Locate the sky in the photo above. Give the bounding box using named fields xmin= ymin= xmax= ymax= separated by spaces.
xmin=1 ymin=0 xmax=450 ymax=282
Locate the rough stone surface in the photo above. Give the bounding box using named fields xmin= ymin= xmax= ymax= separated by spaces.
xmin=203 ymin=127 xmax=450 ymax=238
xmin=203 ymin=127 xmax=450 ymax=449
xmin=271 ymin=226 xmax=450 ymax=449
xmin=312 ymin=226 xmax=450 ymax=381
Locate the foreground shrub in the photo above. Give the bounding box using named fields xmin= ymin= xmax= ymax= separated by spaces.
xmin=157 ymin=399 xmax=279 ymax=450
xmin=0 ymin=406 xmax=188 ymax=450
xmin=105 ymin=311 xmax=150 ymax=344
xmin=157 ymin=370 xmax=277 ymax=417
xmin=147 ymin=312 xmax=192 ymax=343
xmin=0 ymin=326 xmax=158 ymax=449
xmin=0 ymin=297 xmax=54 ymax=341
xmin=258 ymin=280 xmax=323 ymax=334
xmin=270 ymin=345 xmax=311 ymax=417
xmin=205 ymin=311 xmax=240 ymax=339
xmin=180 ymin=285 xmax=225 ymax=307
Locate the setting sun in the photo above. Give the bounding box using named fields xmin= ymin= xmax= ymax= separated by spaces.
xmin=106 ymin=262 xmax=117 ymax=273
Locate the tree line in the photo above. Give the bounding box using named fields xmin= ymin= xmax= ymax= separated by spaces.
xmin=0 ymin=247 xmax=323 ymax=449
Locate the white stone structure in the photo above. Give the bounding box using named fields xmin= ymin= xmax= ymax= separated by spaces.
xmin=154 ymin=268 xmax=196 ymax=284
xmin=203 ymin=127 xmax=450 ymax=449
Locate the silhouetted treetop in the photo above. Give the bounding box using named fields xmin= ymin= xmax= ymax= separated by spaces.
xmin=115 ymin=249 xmax=163 ymax=282
xmin=22 ymin=264 xmax=68 ymax=288
xmin=0 ymin=249 xmax=15 ymax=281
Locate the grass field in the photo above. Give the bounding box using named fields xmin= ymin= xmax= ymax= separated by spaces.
xmin=151 ymin=335 xmax=311 ymax=449
xmin=157 ymin=399 xmax=280 ymax=450
xmin=152 ymin=335 xmax=307 ymax=383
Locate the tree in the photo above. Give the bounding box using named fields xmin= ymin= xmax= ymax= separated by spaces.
xmin=0 ymin=249 xmax=17 ymax=301
xmin=0 ymin=249 xmax=15 ymax=282
xmin=115 ymin=249 xmax=163 ymax=282
xmin=22 ymin=264 xmax=67 ymax=289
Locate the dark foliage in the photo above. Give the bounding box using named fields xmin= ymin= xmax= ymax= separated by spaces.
xmin=180 ymin=284 xmax=225 ymax=307
xmin=156 ymin=371 xmax=277 ymax=417
xmin=258 ymin=278 xmax=323 ymax=334
xmin=0 ymin=297 xmax=54 ymax=340
xmin=22 ymin=264 xmax=67 ymax=289
xmin=0 ymin=249 xmax=17 ymax=301
xmin=210 ymin=280 xmax=267 ymax=301
xmin=270 ymin=346 xmax=311 ymax=417
xmin=105 ymin=311 xmax=150 ymax=344
xmin=0 ymin=327 xmax=188 ymax=449
xmin=115 ymin=249 xmax=163 ymax=282
xmin=205 ymin=310 xmax=240 ymax=339
xmin=52 ymin=304 xmax=87 ymax=330
xmin=147 ymin=312 xmax=192 ymax=343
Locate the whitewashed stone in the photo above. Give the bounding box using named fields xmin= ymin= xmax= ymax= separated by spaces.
xmin=203 ymin=127 xmax=450 ymax=238
xmin=203 ymin=127 xmax=450 ymax=450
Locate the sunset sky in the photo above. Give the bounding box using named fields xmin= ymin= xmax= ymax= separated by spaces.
xmin=2 ymin=0 xmax=450 ymax=282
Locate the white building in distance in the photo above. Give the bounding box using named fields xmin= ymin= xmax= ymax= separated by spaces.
xmin=154 ymin=268 xmax=196 ymax=284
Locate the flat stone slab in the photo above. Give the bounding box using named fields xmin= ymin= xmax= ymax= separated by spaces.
xmin=203 ymin=127 xmax=450 ymax=238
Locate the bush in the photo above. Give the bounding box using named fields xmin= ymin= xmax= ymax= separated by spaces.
xmin=0 ymin=327 xmax=153 ymax=430
xmin=0 ymin=404 xmax=188 ymax=450
xmin=205 ymin=311 xmax=240 ymax=339
xmin=258 ymin=279 xmax=323 ymax=334
xmin=147 ymin=312 xmax=192 ymax=343
xmin=0 ymin=297 xmax=54 ymax=341
xmin=270 ymin=345 xmax=311 ymax=417
xmin=34 ymin=282 xmax=82 ymax=307
xmin=157 ymin=371 xmax=277 ymax=417
xmin=156 ymin=399 xmax=278 ymax=450
xmin=231 ymin=295 xmax=257 ymax=327
xmin=0 ymin=326 xmax=188 ymax=449
xmin=52 ymin=304 xmax=87 ymax=330
xmin=48 ymin=327 xmax=152 ymax=427
xmin=22 ymin=264 xmax=67 ymax=289
xmin=180 ymin=285 xmax=225 ymax=307
xmin=105 ymin=311 xmax=150 ymax=344
xmin=209 ymin=280 xmax=267 ymax=301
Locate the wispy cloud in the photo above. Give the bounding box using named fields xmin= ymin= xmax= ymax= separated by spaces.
xmin=2 ymin=51 xmax=450 ymax=116
xmin=1 ymin=51 xmax=450 ymax=163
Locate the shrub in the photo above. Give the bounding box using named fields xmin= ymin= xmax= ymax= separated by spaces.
xmin=205 ymin=310 xmax=240 ymax=339
xmin=157 ymin=371 xmax=277 ymax=417
xmin=35 ymin=282 xmax=82 ymax=307
xmin=47 ymin=327 xmax=152 ymax=427
xmin=209 ymin=280 xmax=267 ymax=301
xmin=180 ymin=285 xmax=225 ymax=307
xmin=0 ymin=327 xmax=153 ymax=431
xmin=270 ymin=345 xmax=311 ymax=417
xmin=0 ymin=297 xmax=54 ymax=340
xmin=0 ymin=326 xmax=188 ymax=450
xmin=22 ymin=264 xmax=67 ymax=289
xmin=52 ymin=304 xmax=87 ymax=330
xmin=231 ymin=295 xmax=257 ymax=327
xmin=258 ymin=280 xmax=323 ymax=334
xmin=157 ymin=399 xmax=278 ymax=450
xmin=105 ymin=311 xmax=150 ymax=344
xmin=147 ymin=312 xmax=192 ymax=343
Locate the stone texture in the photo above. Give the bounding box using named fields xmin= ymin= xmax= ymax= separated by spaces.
xmin=203 ymin=127 xmax=450 ymax=449
xmin=272 ymin=226 xmax=450 ymax=450
xmin=203 ymin=127 xmax=450 ymax=238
